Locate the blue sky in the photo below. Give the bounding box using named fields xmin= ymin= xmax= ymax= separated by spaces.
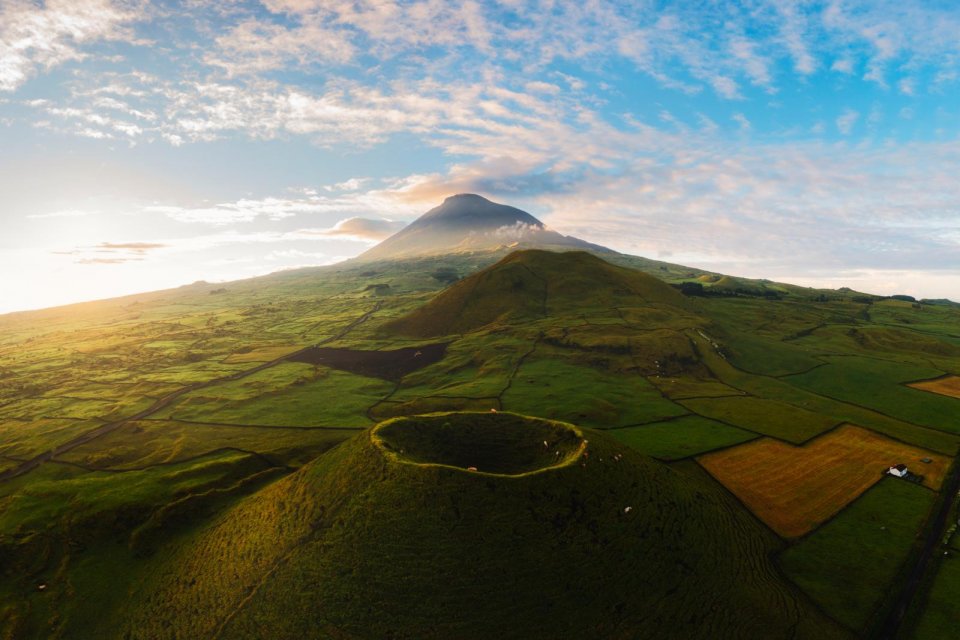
xmin=1 ymin=0 xmax=959 ymax=312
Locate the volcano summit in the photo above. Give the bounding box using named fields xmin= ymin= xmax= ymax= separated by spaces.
xmin=357 ymin=193 xmax=607 ymax=261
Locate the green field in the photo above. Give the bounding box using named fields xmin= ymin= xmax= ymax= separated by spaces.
xmin=780 ymin=479 xmax=936 ymax=632
xmin=609 ymin=415 xmax=757 ymax=460
xmin=0 ymin=248 xmax=957 ymax=638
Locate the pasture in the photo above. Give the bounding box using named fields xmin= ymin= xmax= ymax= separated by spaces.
xmin=610 ymin=415 xmax=756 ymax=460
xmin=679 ymin=395 xmax=837 ymax=443
xmin=779 ymin=479 xmax=935 ymax=632
xmin=909 ymin=375 xmax=960 ymax=400
xmin=785 ymin=356 xmax=960 ymax=434
xmin=698 ymin=424 xmax=950 ymax=538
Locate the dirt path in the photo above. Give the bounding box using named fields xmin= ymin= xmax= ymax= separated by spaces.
xmin=872 ymin=455 xmax=960 ymax=639
xmin=0 ymin=302 xmax=383 ymax=484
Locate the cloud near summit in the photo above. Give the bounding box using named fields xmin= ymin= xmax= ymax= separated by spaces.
xmin=305 ymin=217 xmax=406 ymax=242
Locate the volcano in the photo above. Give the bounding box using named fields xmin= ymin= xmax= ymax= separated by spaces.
xmin=357 ymin=193 xmax=608 ymax=261
xmin=122 ymin=412 xmax=845 ymax=639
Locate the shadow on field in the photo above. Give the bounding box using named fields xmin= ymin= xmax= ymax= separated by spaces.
xmin=287 ymin=342 xmax=449 ymax=380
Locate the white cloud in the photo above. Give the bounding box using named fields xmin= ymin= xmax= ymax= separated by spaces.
xmin=831 ymin=58 xmax=854 ymax=74
xmin=836 ymin=108 xmax=859 ymax=135
xmin=0 ymin=0 xmax=143 ymax=92
xmin=732 ymin=112 xmax=751 ymax=132
xmin=145 ymin=197 xmax=324 ymax=225
xmin=728 ymin=35 xmax=772 ymax=87
xmin=300 ymin=217 xmax=406 ymax=242
xmin=27 ymin=208 xmax=94 ymax=219
xmin=206 ymin=17 xmax=355 ymax=75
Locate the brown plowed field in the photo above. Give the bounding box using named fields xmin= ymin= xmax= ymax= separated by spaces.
xmin=698 ymin=424 xmax=951 ymax=538
xmin=908 ymin=375 xmax=960 ymax=399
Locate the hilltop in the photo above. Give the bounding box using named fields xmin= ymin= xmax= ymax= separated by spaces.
xmin=387 ymin=249 xmax=690 ymax=337
xmin=121 ymin=412 xmax=846 ymax=640
xmin=356 ymin=194 xmax=607 ymax=261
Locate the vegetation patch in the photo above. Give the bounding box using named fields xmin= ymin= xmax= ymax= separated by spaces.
xmin=154 ymin=363 xmax=393 ymax=427
xmin=786 ymin=357 xmax=959 ymax=434
xmin=610 ymin=415 xmax=756 ymax=460
xmin=387 ymin=249 xmax=690 ymax=337
xmin=780 ymin=478 xmax=935 ymax=632
xmin=501 ymin=348 xmax=687 ymax=428
xmin=57 ymin=420 xmax=355 ymax=469
xmin=223 ymin=345 xmax=300 ymax=364
xmin=287 ymin=342 xmax=448 ymax=380
xmin=699 ymin=425 xmax=949 ymax=538
xmin=120 ymin=413 xmax=846 ymax=640
xmin=908 ymin=375 xmax=960 ymax=400
xmin=680 ymin=395 xmax=837 ymax=443
xmin=373 ymin=412 xmax=584 ymax=475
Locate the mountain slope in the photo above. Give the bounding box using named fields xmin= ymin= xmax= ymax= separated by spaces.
xmin=121 ymin=412 xmax=848 ymax=640
xmin=386 ymin=248 xmax=691 ymax=337
xmin=357 ymin=193 xmax=608 ymax=261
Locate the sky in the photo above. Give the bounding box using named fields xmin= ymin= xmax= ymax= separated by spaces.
xmin=1 ymin=0 xmax=959 ymax=314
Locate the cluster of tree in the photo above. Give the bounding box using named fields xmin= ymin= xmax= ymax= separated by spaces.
xmin=672 ymin=281 xmax=782 ymax=300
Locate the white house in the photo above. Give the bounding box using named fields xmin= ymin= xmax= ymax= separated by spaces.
xmin=887 ymin=464 xmax=908 ymax=478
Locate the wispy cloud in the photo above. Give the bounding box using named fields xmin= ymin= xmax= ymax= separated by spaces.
xmin=0 ymin=0 xmax=143 ymax=92
xmin=300 ymin=217 xmax=405 ymax=242
xmin=27 ymin=208 xmax=94 ymax=219
xmin=96 ymin=241 xmax=166 ymax=252
xmin=836 ymin=108 xmax=859 ymax=135
xmin=145 ymin=196 xmax=332 ymax=225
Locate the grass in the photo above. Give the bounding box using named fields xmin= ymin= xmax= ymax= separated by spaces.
xmin=680 ymin=395 xmax=838 ymax=443
xmin=154 ymin=362 xmax=394 ymax=427
xmin=501 ymin=347 xmax=688 ymax=428
xmin=699 ymin=424 xmax=950 ymax=537
xmin=649 ymin=375 xmax=745 ymax=400
xmin=786 ymin=356 xmax=960 ymax=434
xmin=0 ymin=450 xmax=285 ymax=640
xmin=118 ymin=413 xmax=846 ymax=639
xmin=912 ymin=556 xmax=960 ymax=639
xmin=780 ymin=478 xmax=935 ymax=632
xmin=689 ymin=331 xmax=960 ymax=455
xmin=387 ymin=249 xmax=691 ymax=338
xmin=609 ymin=415 xmax=756 ymax=460
xmin=0 ymin=418 xmax=103 ymax=459
xmin=0 ymin=247 xmax=958 ymax=637
xmin=909 ymin=375 xmax=960 ymax=399
xmin=57 ymin=420 xmax=356 ymax=469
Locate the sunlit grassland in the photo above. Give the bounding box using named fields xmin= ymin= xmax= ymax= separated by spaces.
xmin=152 ymin=362 xmax=394 ymax=427
xmin=909 ymin=375 xmax=960 ymax=399
xmin=58 ymin=419 xmax=355 ymax=469
xmin=699 ymin=425 xmax=950 ymax=537
xmin=117 ymin=418 xmax=846 ymax=640
xmin=0 ymin=450 xmax=284 ymax=640
xmin=500 ymin=346 xmax=688 ymax=428
xmin=689 ymin=331 xmax=960 ymax=454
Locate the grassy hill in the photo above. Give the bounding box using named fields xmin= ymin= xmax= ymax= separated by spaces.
xmin=387 ymin=249 xmax=689 ymax=337
xmin=119 ymin=412 xmax=847 ymax=640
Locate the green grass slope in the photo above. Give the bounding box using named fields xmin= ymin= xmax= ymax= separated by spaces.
xmin=121 ymin=412 xmax=847 ymax=640
xmin=387 ymin=249 xmax=690 ymax=337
